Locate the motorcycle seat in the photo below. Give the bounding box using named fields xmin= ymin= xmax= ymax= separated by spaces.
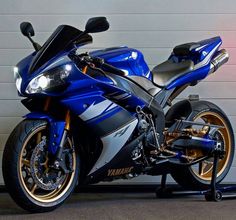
xmin=152 ymin=60 xmax=194 ymax=87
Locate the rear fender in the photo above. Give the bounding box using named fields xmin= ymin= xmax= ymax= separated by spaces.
xmin=24 ymin=112 xmax=65 ymax=154
xmin=165 ymin=99 xmax=221 ymax=127
xmin=165 ymin=99 xmax=192 ymax=126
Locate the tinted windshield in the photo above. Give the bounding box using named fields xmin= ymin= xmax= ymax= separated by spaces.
xmin=29 ymin=25 xmax=92 ymax=73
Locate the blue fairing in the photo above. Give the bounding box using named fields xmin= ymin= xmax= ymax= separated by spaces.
xmin=167 ymin=64 xmax=211 ymax=89
xmin=18 ymin=47 xmax=147 ymax=155
xmin=17 ymin=47 xmax=147 ymax=109
xmin=18 ymin=51 xmax=96 ymax=97
xmin=169 ymin=36 xmax=222 ymax=64
xmin=90 ymin=47 xmax=151 ymax=80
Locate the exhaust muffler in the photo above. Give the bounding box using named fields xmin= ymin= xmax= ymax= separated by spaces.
xmin=209 ymin=49 xmax=229 ymax=74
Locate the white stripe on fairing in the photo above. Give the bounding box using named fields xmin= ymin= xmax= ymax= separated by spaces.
xmin=121 ymin=94 xmax=131 ymax=100
xmin=195 ymin=44 xmax=207 ymax=51
xmin=88 ymin=119 xmax=138 ymax=175
xmin=79 ymin=99 xmax=112 ymax=121
xmin=106 ymin=103 xmax=118 ymax=111
xmin=194 ymin=42 xmax=221 ymax=70
xmin=146 ymin=71 xmax=151 ymax=78
xmin=113 ymin=93 xmax=129 ymax=100
xmin=108 ymin=91 xmax=120 ymax=96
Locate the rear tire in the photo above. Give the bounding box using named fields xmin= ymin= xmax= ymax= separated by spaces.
xmin=2 ymin=120 xmax=80 ymax=213
xmin=171 ymin=101 xmax=234 ymax=190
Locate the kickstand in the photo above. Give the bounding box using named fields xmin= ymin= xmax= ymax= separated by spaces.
xmin=204 ymin=151 xmax=223 ymax=201
xmin=155 ymin=174 xmax=173 ymax=198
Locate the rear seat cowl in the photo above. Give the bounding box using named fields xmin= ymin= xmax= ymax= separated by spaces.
xmin=173 ymin=43 xmax=201 ymax=56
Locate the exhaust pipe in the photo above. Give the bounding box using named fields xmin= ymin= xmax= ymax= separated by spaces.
xmin=209 ymin=49 xmax=229 ymax=74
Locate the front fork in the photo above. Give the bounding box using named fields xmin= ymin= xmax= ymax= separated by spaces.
xmin=25 ymin=97 xmax=73 ymax=173
xmin=54 ymin=110 xmax=71 ymax=171
xmin=43 ymin=97 xmax=73 ymax=172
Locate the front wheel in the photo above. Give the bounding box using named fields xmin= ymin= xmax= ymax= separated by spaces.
xmin=171 ymin=101 xmax=235 ymax=190
xmin=2 ymin=120 xmax=80 ymax=213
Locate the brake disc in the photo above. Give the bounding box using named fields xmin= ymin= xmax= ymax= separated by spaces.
xmin=30 ymin=136 xmax=66 ymax=191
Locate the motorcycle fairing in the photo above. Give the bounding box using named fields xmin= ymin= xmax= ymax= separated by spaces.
xmin=17 ymin=53 xmax=84 ymax=96
xmin=62 ymin=93 xmax=139 ymax=175
xmin=86 ymin=129 xmax=145 ymax=184
xmin=172 ymin=36 xmax=222 ymax=64
xmin=90 ymin=47 xmax=151 ymax=79
xmin=61 ymin=92 xmax=137 ymax=136
xmin=88 ymin=118 xmax=138 ymax=175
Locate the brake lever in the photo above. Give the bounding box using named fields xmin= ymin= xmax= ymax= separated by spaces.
xmin=91 ymin=57 xmax=105 ymax=67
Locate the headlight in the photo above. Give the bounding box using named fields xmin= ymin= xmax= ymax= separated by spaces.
xmin=26 ymin=64 xmax=72 ymax=94
xmin=14 ymin=66 xmax=22 ymax=93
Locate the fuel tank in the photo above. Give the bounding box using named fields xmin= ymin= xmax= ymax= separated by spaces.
xmin=90 ymin=47 xmax=151 ymax=79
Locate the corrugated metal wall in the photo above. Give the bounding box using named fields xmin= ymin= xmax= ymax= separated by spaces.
xmin=1 ymin=0 xmax=236 ymax=184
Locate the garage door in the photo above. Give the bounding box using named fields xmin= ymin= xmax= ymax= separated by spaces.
xmin=1 ymin=0 xmax=236 ymax=185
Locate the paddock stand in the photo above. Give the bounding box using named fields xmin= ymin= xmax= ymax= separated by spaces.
xmin=156 ymin=146 xmax=236 ymax=202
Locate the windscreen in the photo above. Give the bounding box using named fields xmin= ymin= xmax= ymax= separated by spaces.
xmin=29 ymin=25 xmax=92 ymax=73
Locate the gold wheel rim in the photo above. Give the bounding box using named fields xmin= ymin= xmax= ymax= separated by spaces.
xmin=18 ymin=125 xmax=76 ymax=203
xmin=190 ymin=111 xmax=231 ymax=181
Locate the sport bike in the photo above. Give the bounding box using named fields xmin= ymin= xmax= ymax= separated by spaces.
xmin=2 ymin=17 xmax=234 ymax=212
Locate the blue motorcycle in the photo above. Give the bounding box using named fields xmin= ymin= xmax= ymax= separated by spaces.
xmin=2 ymin=17 xmax=234 ymax=212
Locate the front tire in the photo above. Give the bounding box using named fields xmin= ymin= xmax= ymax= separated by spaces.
xmin=2 ymin=120 xmax=79 ymax=213
xmin=171 ymin=101 xmax=235 ymax=190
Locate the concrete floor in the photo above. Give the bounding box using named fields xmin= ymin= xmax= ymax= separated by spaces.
xmin=1 ymin=191 xmax=236 ymax=220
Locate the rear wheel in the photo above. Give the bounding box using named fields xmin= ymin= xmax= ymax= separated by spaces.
xmin=2 ymin=120 xmax=79 ymax=213
xmin=171 ymin=101 xmax=234 ymax=190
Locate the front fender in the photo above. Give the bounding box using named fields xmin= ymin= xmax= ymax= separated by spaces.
xmin=24 ymin=112 xmax=65 ymax=154
xmin=24 ymin=112 xmax=54 ymax=121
